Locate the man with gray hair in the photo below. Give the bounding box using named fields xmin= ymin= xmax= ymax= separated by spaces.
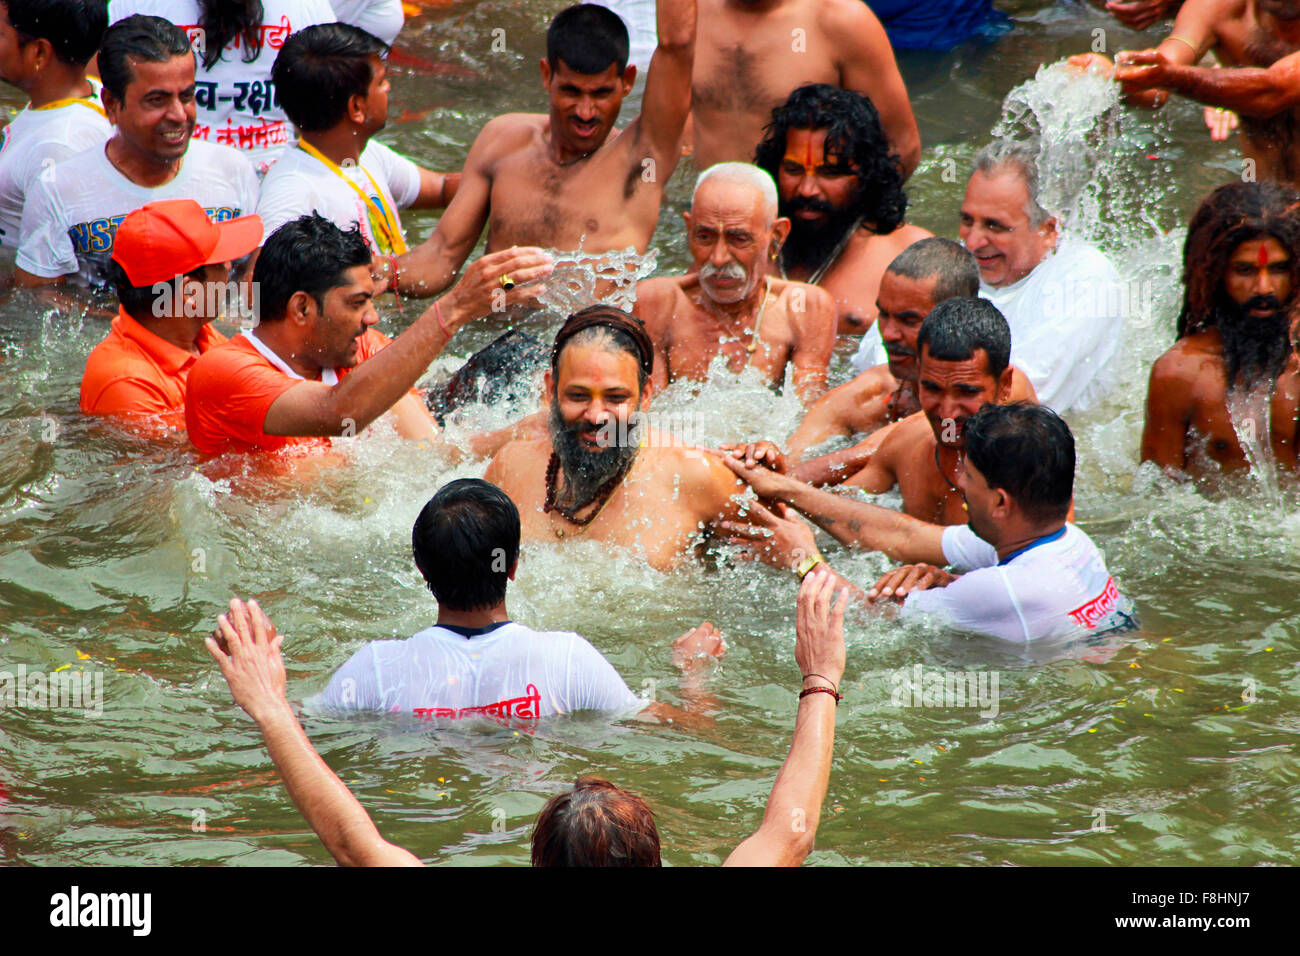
xmin=633 ymin=162 xmax=836 ymax=402
xmin=853 ymin=140 xmax=1124 ymax=414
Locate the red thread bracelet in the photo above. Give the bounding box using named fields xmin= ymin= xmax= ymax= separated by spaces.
xmin=433 ymin=300 xmax=451 ymax=339
xmin=799 ymin=686 xmax=842 ymax=704
xmin=387 ymin=254 xmax=402 ymax=313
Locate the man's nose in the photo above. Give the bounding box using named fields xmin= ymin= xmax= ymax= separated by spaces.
xmin=576 ymin=97 xmax=598 ymax=120
xmin=707 ymin=237 xmax=733 ymax=267
xmin=795 ymin=172 xmax=819 ymax=198
xmin=1256 ymin=269 xmax=1277 ymax=297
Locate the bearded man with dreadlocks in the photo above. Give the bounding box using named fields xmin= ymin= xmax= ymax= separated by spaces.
xmin=754 ymin=84 xmax=931 ymax=336
xmin=1141 ymin=181 xmax=1300 ymax=480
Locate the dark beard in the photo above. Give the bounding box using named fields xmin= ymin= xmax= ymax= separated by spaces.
xmin=780 ymin=196 xmax=862 ymax=273
xmin=547 ymin=402 xmax=640 ymax=511
xmin=1215 ymin=296 xmax=1293 ymax=390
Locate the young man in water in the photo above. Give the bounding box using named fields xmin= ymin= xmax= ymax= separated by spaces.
xmin=484 ymin=306 xmax=750 ymax=571
xmin=0 ymin=0 xmax=110 ymax=248
xmin=184 ymin=214 xmax=551 ymax=455
xmin=1142 ymin=181 xmax=1300 ymax=480
xmin=726 ymin=403 xmax=1133 ymax=645
xmin=388 ymin=2 xmax=695 ymax=300
xmin=727 ymin=297 xmax=1026 ymax=528
xmin=752 ymin=84 xmax=931 ymax=336
xmin=258 ymin=23 xmax=458 ymax=258
xmin=632 ymin=162 xmax=836 ymax=404
xmin=206 ymin=565 xmax=847 ymax=866
xmin=783 ymin=238 xmax=1036 ymax=478
xmin=690 ymin=0 xmax=919 ymax=179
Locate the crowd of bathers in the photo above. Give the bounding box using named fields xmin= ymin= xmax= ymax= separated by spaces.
xmin=4 ymin=0 xmax=1299 ymax=865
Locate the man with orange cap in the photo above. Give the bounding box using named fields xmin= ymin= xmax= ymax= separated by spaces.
xmin=80 ymin=197 xmax=263 ymax=428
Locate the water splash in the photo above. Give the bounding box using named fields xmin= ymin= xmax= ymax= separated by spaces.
xmin=538 ymin=245 xmax=658 ymax=314
xmin=1226 ymin=383 xmax=1282 ymax=501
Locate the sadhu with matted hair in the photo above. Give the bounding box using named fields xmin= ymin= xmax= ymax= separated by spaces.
xmin=1143 ymin=180 xmax=1300 ymax=479
xmin=483 ymin=304 xmax=749 ymax=571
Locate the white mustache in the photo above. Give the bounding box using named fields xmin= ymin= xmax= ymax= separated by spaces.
xmin=700 ymin=262 xmax=748 ymax=283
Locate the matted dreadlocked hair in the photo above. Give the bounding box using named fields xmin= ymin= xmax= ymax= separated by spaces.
xmin=754 ymin=83 xmax=907 ymax=233
xmin=1178 ymin=180 xmax=1300 ymax=338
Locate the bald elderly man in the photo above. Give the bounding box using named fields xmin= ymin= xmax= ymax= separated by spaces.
xmin=633 ymin=162 xmax=836 ymax=403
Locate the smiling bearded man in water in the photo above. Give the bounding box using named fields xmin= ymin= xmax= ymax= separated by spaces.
xmin=484 ymin=306 xmax=751 ymax=571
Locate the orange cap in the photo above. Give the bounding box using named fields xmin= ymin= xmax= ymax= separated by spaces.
xmin=112 ymin=199 xmax=263 ymax=286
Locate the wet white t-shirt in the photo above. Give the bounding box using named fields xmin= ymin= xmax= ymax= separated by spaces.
xmin=0 ymin=82 xmax=112 ymax=248
xmin=108 ymin=0 xmax=335 ymax=172
xmin=851 ymin=236 xmax=1125 ymax=414
xmin=305 ymin=621 xmax=644 ymax=721
xmin=17 ymin=138 xmax=260 ymax=286
xmin=330 ymin=0 xmax=404 ymax=45
xmin=257 ymin=139 xmax=419 ymax=252
xmin=901 ymin=523 xmax=1134 ymax=643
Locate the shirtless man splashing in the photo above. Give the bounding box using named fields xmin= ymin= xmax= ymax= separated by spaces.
xmin=390 ymin=2 xmax=696 ymax=300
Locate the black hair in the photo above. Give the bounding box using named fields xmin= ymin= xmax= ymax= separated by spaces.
xmin=108 ymin=257 xmax=205 ymax=322
xmin=754 ymin=83 xmax=907 ymax=232
xmin=965 ymin=402 xmax=1074 ymax=524
xmin=252 ymin=214 xmax=371 ymax=322
xmin=546 ymin=3 xmax=629 ymax=75
xmin=412 ymin=479 xmax=521 ymax=611
xmin=272 ymin=22 xmax=389 ymax=132
xmin=98 ymin=14 xmax=191 ymax=103
xmin=197 ymin=0 xmax=263 ymax=71
xmin=3 ymin=0 xmax=107 ymax=66
xmin=916 ymin=297 xmax=1011 ymax=380
xmin=887 ymin=238 xmax=980 ymax=302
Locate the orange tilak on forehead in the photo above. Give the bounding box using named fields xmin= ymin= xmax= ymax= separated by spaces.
xmin=783 ymin=136 xmax=826 ymax=177
xmin=1259 ymin=242 xmax=1271 ymax=268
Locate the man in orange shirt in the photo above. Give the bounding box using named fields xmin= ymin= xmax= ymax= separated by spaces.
xmin=184 ymin=213 xmax=551 ymax=456
xmin=80 ymin=198 xmax=263 ymax=428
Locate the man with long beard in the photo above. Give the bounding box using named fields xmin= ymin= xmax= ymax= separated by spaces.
xmin=632 ymin=162 xmax=835 ymax=404
xmin=753 ymin=84 xmax=931 ymax=336
xmin=1142 ymin=181 xmax=1300 ymax=479
xmin=484 ymin=306 xmax=751 ymax=571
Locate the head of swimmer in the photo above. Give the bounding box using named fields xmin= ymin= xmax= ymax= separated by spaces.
xmin=961 ymin=403 xmax=1074 ymax=547
xmin=877 ymin=238 xmax=981 ymax=383
xmin=959 ymin=142 xmax=1058 ymax=289
xmin=273 ymin=23 xmax=391 ymax=143
xmin=541 ymin=5 xmax=633 ymax=156
xmin=0 ymin=0 xmax=106 ymax=91
xmin=754 ymin=84 xmax=907 ymax=267
xmin=532 ymin=775 xmax=661 ymax=867
xmin=253 ymin=215 xmax=377 ymax=373
xmin=98 ymin=15 xmax=197 ymax=166
xmin=915 ymin=298 xmax=1013 ymax=451
xmin=413 ymin=479 xmax=520 ymax=613
xmin=110 ymin=259 xmax=232 ymax=327
xmin=686 ymin=164 xmax=790 ymax=306
xmin=546 ymin=309 xmax=653 ymax=505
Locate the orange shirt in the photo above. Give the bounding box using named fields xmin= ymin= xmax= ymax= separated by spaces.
xmin=80 ymin=309 xmax=227 ymax=427
xmin=184 ymin=327 xmax=391 ymax=455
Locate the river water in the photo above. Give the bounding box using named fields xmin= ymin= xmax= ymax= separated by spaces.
xmin=1 ymin=0 xmax=1298 ymax=866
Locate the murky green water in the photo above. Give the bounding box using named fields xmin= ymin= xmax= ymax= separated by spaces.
xmin=2 ymin=1 xmax=1298 ymax=866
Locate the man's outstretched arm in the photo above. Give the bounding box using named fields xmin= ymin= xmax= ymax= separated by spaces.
xmin=1117 ymin=49 xmax=1300 ymax=117
xmin=206 ymin=598 xmax=423 ymax=867
xmin=633 ymin=0 xmax=697 ymax=170
xmin=724 ymin=568 xmax=846 ymax=867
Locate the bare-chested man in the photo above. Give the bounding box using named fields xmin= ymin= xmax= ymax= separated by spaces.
xmin=390 ymin=2 xmax=694 ymax=298
xmin=633 ymin=163 xmax=835 ymax=404
xmin=1109 ymin=0 xmax=1300 ymax=184
xmin=484 ymin=306 xmax=749 ymax=571
xmin=726 ymin=297 xmax=1022 ymax=532
xmin=785 ymin=239 xmax=1037 ymax=484
xmin=1142 ymin=181 xmax=1300 ymax=480
xmin=690 ymin=0 xmax=920 ymax=178
xmin=753 ymin=84 xmax=931 ymax=335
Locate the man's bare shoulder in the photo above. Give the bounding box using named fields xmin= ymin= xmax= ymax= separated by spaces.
xmin=1176 ymin=0 xmax=1250 ymax=41
xmin=473 ymin=114 xmax=546 ymax=158
xmin=485 ymin=435 xmax=549 ymax=485
xmin=817 ymin=0 xmax=888 ymax=48
xmin=832 ymin=364 xmax=894 ymax=403
xmin=637 ymin=275 xmax=694 ymax=307
xmin=1152 ymin=331 xmax=1224 ymax=379
xmin=646 ymin=439 xmax=745 ymax=495
xmin=878 ymin=411 xmax=931 ymax=456
xmin=771 ymin=277 xmax=835 ymax=318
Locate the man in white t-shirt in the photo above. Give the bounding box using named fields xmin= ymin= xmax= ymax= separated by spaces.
xmin=258 ymin=22 xmax=457 ymax=260
xmin=305 ymin=478 xmax=724 ymax=722
xmin=0 ymin=0 xmax=112 ymax=248
xmin=725 ymin=402 xmax=1135 ymax=644
xmin=853 ymin=141 xmax=1125 ymax=415
xmin=15 ymin=15 xmax=259 ymax=290
xmin=106 ymin=0 xmax=335 ymax=174
xmin=330 ymin=0 xmax=404 ymax=46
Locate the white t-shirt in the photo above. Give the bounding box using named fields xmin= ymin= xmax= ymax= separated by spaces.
xmin=17 ymin=138 xmax=261 ymax=286
xmin=901 ymin=523 xmax=1135 ymax=644
xmin=330 ymin=0 xmax=404 ymax=45
xmin=851 ymin=236 xmax=1125 ymax=414
xmin=256 ymin=139 xmax=419 ymax=252
xmin=305 ymin=621 xmax=645 ymax=722
xmin=108 ymin=0 xmax=336 ymax=172
xmin=0 ymin=83 xmax=113 ymax=248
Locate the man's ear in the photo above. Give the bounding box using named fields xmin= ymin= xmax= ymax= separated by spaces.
xmin=638 ymin=377 xmax=653 ymax=410
xmin=287 ymin=290 xmax=316 ymax=327
xmin=507 ymin=560 xmax=519 ymax=581
xmin=1038 ymin=215 xmax=1059 ymax=245
xmin=539 ymin=58 xmax=552 ymax=88
xmin=26 ymin=36 xmax=53 ymax=75
xmin=621 ymin=64 xmax=636 ymax=93
xmin=770 ymin=216 xmax=792 ymax=255
xmin=346 ymin=91 xmax=367 ymax=125
xmin=992 ymin=487 xmax=1013 ymax=520
xmin=996 ymin=365 xmax=1014 ymax=403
